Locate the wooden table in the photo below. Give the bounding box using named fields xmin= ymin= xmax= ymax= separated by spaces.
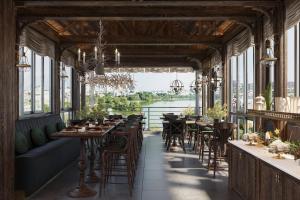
xmin=52 ymin=122 xmax=119 ymax=198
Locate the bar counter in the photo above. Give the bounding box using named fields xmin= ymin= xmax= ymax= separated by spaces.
xmin=228 ymin=140 xmax=300 ymax=200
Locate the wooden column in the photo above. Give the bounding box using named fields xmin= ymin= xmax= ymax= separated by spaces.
xmin=254 ymin=16 xmax=264 ymax=96
xmin=0 ymin=0 xmax=17 ymax=199
xmin=222 ymin=46 xmax=228 ymax=106
xmin=273 ymin=4 xmax=287 ymax=98
xmin=53 ymin=44 xmax=61 ymax=114
xmin=72 ymin=69 xmax=80 ymax=114
xmin=80 ymin=83 xmax=86 ymax=110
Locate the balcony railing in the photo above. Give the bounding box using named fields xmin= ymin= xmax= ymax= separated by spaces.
xmin=141 ymin=106 xmax=201 ymax=130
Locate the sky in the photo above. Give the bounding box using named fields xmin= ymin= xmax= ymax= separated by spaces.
xmin=132 ymin=72 xmax=195 ymax=93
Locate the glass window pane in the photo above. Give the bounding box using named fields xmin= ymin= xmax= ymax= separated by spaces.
xmin=287 ymin=27 xmax=295 ymax=97
xmin=247 ymin=47 xmax=254 ymax=109
xmin=44 ymin=57 xmax=51 ymax=112
xmin=64 ymin=66 xmax=72 ymax=109
xmin=35 ymin=54 xmax=42 ymax=111
xmin=238 ymin=54 xmax=245 ymax=112
xmin=24 ymin=47 xmax=32 ymax=112
xmin=231 ymin=57 xmax=237 ymax=112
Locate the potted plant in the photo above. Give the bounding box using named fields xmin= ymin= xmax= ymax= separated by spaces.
xmin=264 ymin=83 xmax=272 ymax=110
xmin=207 ymin=102 xmax=228 ymax=124
xmin=289 ymin=141 xmax=300 ymax=160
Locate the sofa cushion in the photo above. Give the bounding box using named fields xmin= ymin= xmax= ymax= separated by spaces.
xmin=57 ymin=122 xmax=66 ymax=131
xmin=31 ymin=128 xmax=47 ymax=146
xmin=15 ymin=132 xmax=30 ymax=154
xmin=45 ymin=124 xmax=57 ymax=139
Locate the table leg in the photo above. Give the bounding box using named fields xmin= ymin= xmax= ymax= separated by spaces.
xmin=68 ymin=139 xmax=97 ymax=198
xmin=86 ymin=138 xmax=100 ymax=183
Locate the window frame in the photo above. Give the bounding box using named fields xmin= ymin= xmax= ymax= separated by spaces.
xmin=19 ymin=47 xmax=53 ymax=117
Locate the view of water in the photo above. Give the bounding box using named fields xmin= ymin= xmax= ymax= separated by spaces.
xmin=141 ymin=99 xmax=199 ymax=130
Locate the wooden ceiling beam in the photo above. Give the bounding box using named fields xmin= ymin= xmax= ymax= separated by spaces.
xmin=18 ymin=16 xmax=256 ymax=22
xmin=16 ymin=1 xmax=280 ymax=8
xmin=60 ymin=38 xmax=222 ymax=47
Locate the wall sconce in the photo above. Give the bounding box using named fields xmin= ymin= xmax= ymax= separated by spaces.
xmin=260 ymin=39 xmax=277 ymax=65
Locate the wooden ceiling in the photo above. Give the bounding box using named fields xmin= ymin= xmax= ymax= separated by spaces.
xmin=16 ymin=0 xmax=279 ymax=69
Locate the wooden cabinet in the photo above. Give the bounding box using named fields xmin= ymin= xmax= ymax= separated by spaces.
xmin=229 ymin=144 xmax=300 ymax=200
xmin=284 ymin=175 xmax=300 ymax=200
xmin=230 ymin=147 xmax=256 ymax=200
xmin=259 ymin=162 xmax=283 ymax=200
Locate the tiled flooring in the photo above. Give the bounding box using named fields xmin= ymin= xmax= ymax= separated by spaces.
xmin=30 ymin=132 xmax=241 ymax=200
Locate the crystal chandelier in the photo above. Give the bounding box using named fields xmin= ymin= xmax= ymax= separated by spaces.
xmin=84 ymin=71 xmax=135 ymax=90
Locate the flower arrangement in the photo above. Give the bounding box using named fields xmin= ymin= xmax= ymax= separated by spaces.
xmin=182 ymin=107 xmax=194 ymax=116
xmin=207 ymin=102 xmax=228 ymax=120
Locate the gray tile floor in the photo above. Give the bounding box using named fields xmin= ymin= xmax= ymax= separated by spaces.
xmin=29 ymin=132 xmax=241 ymax=200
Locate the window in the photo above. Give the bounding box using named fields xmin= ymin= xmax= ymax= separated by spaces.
xmin=230 ymin=57 xmax=237 ymax=112
xmin=60 ymin=62 xmax=73 ymax=122
xmin=60 ymin=63 xmax=73 ymax=110
xmin=19 ymin=47 xmax=53 ymax=116
xmin=247 ymin=47 xmax=255 ymax=109
xmin=229 ymin=46 xmax=255 ymax=138
xmin=287 ymin=26 xmax=297 ymax=97
xmin=230 ymin=46 xmax=255 ymax=113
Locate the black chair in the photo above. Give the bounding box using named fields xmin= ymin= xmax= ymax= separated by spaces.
xmin=166 ymin=119 xmax=186 ymax=153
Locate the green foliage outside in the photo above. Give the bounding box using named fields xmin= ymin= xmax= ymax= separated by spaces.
xmin=84 ymin=91 xmax=195 ymax=116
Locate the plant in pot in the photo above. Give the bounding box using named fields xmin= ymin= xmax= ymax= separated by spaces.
xmin=207 ymin=102 xmax=228 ymax=124
xmin=289 ymin=141 xmax=300 ymax=160
xmin=264 ymin=83 xmax=272 ymax=110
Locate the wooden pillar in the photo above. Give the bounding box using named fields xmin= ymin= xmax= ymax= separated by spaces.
xmin=222 ymin=46 xmax=228 ymax=106
xmin=53 ymin=44 xmax=61 ymax=114
xmin=273 ymin=4 xmax=287 ymax=98
xmin=195 ymin=69 xmax=201 ymax=115
xmin=254 ymin=17 xmax=264 ymax=96
xmin=72 ymin=70 xmax=80 ymax=114
xmin=80 ymin=83 xmax=86 ymax=110
xmin=0 ymin=0 xmax=17 ymax=199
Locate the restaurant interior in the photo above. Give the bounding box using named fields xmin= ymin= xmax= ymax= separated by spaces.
xmin=1 ymin=0 xmax=300 ymax=200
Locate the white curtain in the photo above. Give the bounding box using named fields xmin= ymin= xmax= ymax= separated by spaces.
xmin=227 ymin=29 xmax=254 ymax=58
xmin=286 ymin=0 xmax=300 ymax=29
xmin=20 ymin=28 xmax=55 ymax=58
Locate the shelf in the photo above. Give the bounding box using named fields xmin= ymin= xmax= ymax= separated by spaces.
xmin=247 ymin=109 xmax=300 ymax=123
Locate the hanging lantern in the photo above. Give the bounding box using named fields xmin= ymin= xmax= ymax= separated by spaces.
xmin=16 ymin=48 xmax=31 ymax=71
xmin=260 ymin=39 xmax=277 ymax=65
xmin=61 ymin=66 xmax=69 ymax=79
xmin=170 ymin=79 xmax=184 ymax=95
xmin=190 ymin=80 xmax=201 ymax=93
xmin=211 ymin=69 xmax=223 ymax=91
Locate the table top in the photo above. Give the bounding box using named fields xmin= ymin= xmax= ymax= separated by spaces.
xmin=52 ymin=121 xmax=120 ymax=138
xmin=195 ymin=121 xmax=213 ymax=127
xmin=161 ymin=120 xmax=196 ymax=124
xmin=229 ymin=140 xmax=300 ymax=181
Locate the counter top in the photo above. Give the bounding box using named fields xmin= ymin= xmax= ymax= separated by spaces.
xmin=229 ymin=140 xmax=300 ymax=181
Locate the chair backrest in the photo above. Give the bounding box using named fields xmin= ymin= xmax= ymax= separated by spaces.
xmin=169 ymin=119 xmax=185 ymax=135
xmin=214 ymin=122 xmax=237 ymax=142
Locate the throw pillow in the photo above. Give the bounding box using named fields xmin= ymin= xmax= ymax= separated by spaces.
xmin=31 ymin=128 xmax=47 ymax=146
xmin=15 ymin=132 xmax=29 ymax=154
xmin=45 ymin=124 xmax=57 ymax=139
xmin=57 ymin=122 xmax=66 ymax=131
